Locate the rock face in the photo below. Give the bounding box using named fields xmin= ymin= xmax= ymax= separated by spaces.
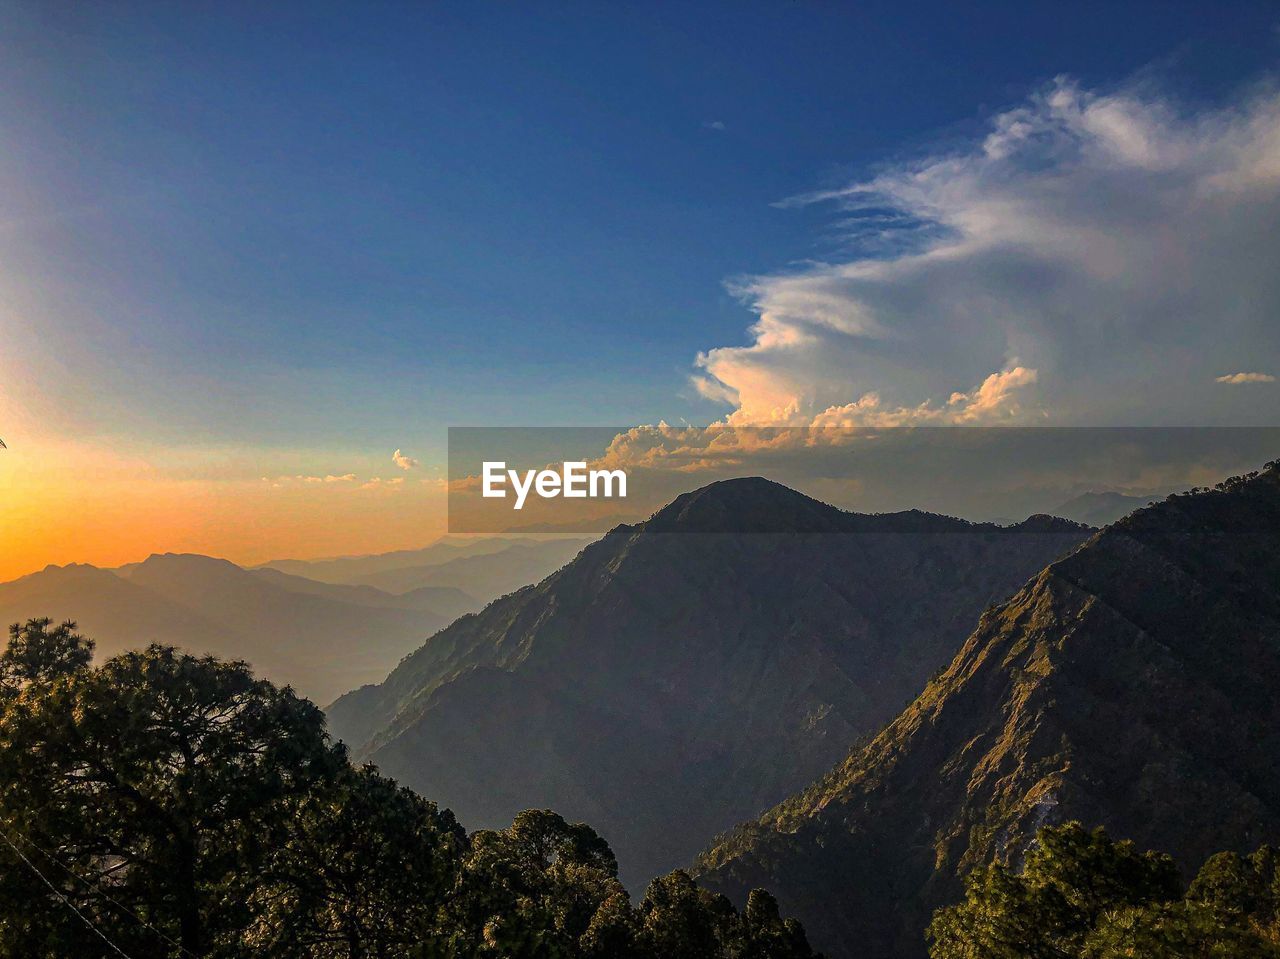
xmin=694 ymin=464 xmax=1280 ymax=959
xmin=325 ymin=477 xmax=1088 ymax=889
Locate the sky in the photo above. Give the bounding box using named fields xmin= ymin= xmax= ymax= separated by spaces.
xmin=2 ymin=1 xmax=1280 ymax=579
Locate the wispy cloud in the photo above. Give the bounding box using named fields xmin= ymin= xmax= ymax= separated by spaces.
xmin=392 ymin=448 xmax=419 ymax=470
xmin=694 ymin=75 xmax=1280 ymax=427
xmin=264 ymin=473 xmax=357 ymax=488
xmin=703 ymin=120 xmax=727 ymax=132
xmin=1216 ymin=371 xmax=1276 ymax=384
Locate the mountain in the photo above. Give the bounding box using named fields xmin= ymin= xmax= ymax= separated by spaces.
xmin=260 ymin=537 xmax=590 ymax=608
xmin=1049 ymin=489 xmax=1164 ymax=527
xmin=345 ymin=539 xmax=592 ymax=600
xmin=693 ymin=463 xmax=1280 ymax=959
xmin=247 ymin=566 xmax=478 ymax=620
xmin=258 ymin=536 xmax=529 ymax=584
xmin=325 ymin=477 xmax=1089 ymax=890
xmin=0 ymin=562 xmax=234 ymax=651
xmin=0 ymin=554 xmax=457 ymax=703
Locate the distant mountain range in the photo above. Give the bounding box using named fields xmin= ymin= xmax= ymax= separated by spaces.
xmin=325 ymin=478 xmax=1090 ymax=890
xmin=1048 ymin=489 xmax=1164 ymax=527
xmin=694 ymin=463 xmax=1280 ymax=959
xmin=259 ymin=536 xmax=532 ymax=583
xmin=0 ymin=535 xmax=592 ymax=704
xmin=0 ymin=554 xmax=466 ymax=703
xmin=260 ymin=537 xmax=590 ymax=605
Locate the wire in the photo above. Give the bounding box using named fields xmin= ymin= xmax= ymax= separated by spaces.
xmin=13 ymin=828 xmax=199 ymax=959
xmin=0 ymin=823 xmax=136 ymax=958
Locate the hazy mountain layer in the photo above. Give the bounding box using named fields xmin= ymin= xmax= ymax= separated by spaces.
xmin=327 ymin=478 xmax=1088 ymax=890
xmin=258 ymin=536 xmax=530 ymax=584
xmin=0 ymin=554 xmax=458 ymax=702
xmin=1049 ymin=489 xmax=1163 ymax=527
xmin=694 ymin=464 xmax=1280 ymax=959
xmin=247 ymin=566 xmax=478 ymax=620
xmin=346 ymin=539 xmax=592 ymax=601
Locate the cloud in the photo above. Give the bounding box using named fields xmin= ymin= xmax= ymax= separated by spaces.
xmin=360 ymin=476 xmax=406 ymax=491
xmin=392 ymin=448 xmax=419 ymax=471
xmin=264 ymin=473 xmax=357 ymax=488
xmin=694 ymin=75 xmax=1280 ymax=427
xmin=1216 ymin=371 xmax=1276 ymax=384
xmin=703 ymin=120 xmax=727 ymax=131
xmin=809 ymin=365 xmax=1040 ymax=427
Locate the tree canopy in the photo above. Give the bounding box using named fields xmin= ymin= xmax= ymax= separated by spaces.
xmin=929 ymin=822 xmax=1280 ymax=959
xmin=0 ymin=617 xmax=819 ymax=959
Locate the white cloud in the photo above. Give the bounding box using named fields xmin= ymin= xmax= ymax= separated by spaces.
xmin=809 ymin=365 xmax=1040 ymax=427
xmin=703 ymin=120 xmax=727 ymax=131
xmin=694 ymin=76 xmax=1280 ymax=427
xmin=1216 ymin=371 xmax=1276 ymax=384
xmin=392 ymin=448 xmax=419 ymax=471
xmin=264 ymin=473 xmax=358 ymax=488
xmin=360 ymin=476 xmax=406 ymax=491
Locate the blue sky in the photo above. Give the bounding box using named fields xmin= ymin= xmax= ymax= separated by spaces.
xmin=4 ymin=0 xmax=1278 ymax=453
xmin=3 ymin=1 xmax=1280 ymax=572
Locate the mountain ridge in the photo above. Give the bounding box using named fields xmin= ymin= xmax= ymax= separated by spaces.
xmin=326 ymin=477 xmax=1091 ymax=890
xmin=0 ymin=553 xmax=460 ymax=702
xmin=693 ymin=462 xmax=1280 ymax=959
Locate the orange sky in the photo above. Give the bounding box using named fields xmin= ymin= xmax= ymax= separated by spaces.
xmin=0 ymin=436 xmax=449 ymax=582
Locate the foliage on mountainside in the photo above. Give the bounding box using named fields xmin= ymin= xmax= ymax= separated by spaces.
xmin=0 ymin=617 xmax=818 ymax=959
xmin=695 ymin=462 xmax=1280 ymax=959
xmin=929 ymin=822 xmax=1280 ymax=959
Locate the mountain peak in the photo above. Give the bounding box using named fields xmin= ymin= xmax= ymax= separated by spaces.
xmin=642 ymin=477 xmax=848 ymax=533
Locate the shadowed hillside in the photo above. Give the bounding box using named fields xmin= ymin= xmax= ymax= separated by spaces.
xmin=695 ymin=463 xmax=1280 ymax=959
xmin=327 ymin=477 xmax=1089 ymax=890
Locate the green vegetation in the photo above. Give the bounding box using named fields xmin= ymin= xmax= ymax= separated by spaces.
xmin=929 ymin=822 xmax=1280 ymax=958
xmin=0 ymin=617 xmax=818 ymax=959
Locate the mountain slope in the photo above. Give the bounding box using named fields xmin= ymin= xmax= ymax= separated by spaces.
xmin=258 ymin=536 xmax=530 ymax=584
xmin=694 ymin=464 xmax=1280 ymax=959
xmin=247 ymin=566 xmax=478 ymax=620
xmin=0 ymin=563 xmax=233 ymax=652
xmin=258 ymin=537 xmax=591 ymax=608
xmin=348 ymin=538 xmax=590 ymax=600
xmin=1049 ymin=489 xmax=1163 ymax=527
xmin=326 ymin=477 xmax=1089 ymax=890
xmin=0 ymin=555 xmax=453 ymax=702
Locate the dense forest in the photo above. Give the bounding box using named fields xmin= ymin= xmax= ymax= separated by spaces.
xmin=0 ymin=618 xmax=816 ymax=959
xmin=930 ymin=822 xmax=1280 ymax=958
xmin=5 ymin=620 xmax=1280 ymax=958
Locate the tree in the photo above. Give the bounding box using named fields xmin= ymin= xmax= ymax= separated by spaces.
xmin=0 ymin=621 xmax=820 ymax=959
xmin=447 ymin=809 xmax=630 ymax=958
xmin=0 ymin=638 xmax=345 ymax=956
xmin=243 ymin=765 xmax=467 ymax=958
xmin=0 ymin=618 xmax=92 ymax=690
xmin=636 ymin=869 xmax=740 ymax=959
xmin=928 ymin=823 xmax=1180 ymax=959
xmin=930 ymin=823 xmax=1280 ymax=959
xmin=742 ymin=889 xmax=817 ymax=959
